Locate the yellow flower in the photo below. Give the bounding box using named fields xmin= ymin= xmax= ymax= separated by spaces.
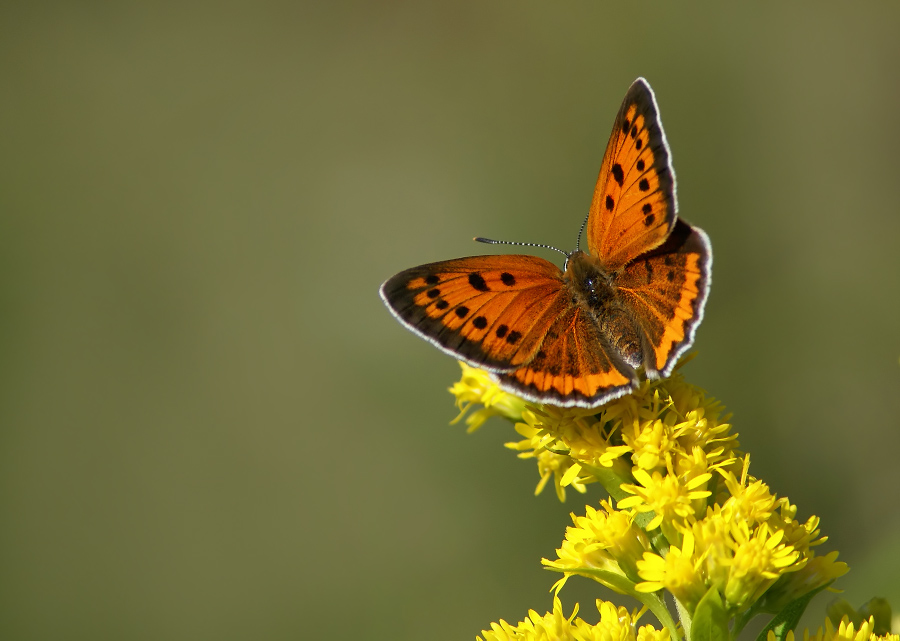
xmin=718 ymin=456 xmax=778 ymax=526
xmin=635 ymin=531 xmax=708 ymax=614
xmin=771 ymin=616 xmax=900 ymax=641
xmin=477 ymin=597 xmax=670 ymax=641
xmin=626 ymin=418 xmax=674 ymax=472
xmin=507 ymin=410 xmax=589 ymax=501
xmin=722 ymin=521 xmax=801 ymax=609
xmin=477 ymin=596 xmax=580 ymax=641
xmin=523 ymin=404 xmax=633 ymax=471
xmin=447 ymin=359 xmax=856 ymax=636
xmin=760 ymin=550 xmax=849 ymax=612
xmin=449 ymin=362 xmax=526 ymax=431
xmin=543 ymin=500 xmax=652 ymax=587
xmin=618 ymin=467 xmax=712 ymax=545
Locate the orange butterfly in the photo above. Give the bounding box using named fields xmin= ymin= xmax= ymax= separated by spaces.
xmin=380 ymin=78 xmax=711 ymax=407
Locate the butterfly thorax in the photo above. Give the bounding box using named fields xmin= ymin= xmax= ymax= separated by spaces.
xmin=564 ymin=251 xmax=644 ymax=369
xmin=565 ymin=251 xmax=617 ymax=304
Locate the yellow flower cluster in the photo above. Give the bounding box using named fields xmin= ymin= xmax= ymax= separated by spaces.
xmin=450 ymin=362 xmax=527 ymax=432
xmin=450 ymin=361 xmax=854 ymax=638
xmin=774 ymin=616 xmax=899 ymax=641
xmin=477 ymin=596 xmax=670 ymax=641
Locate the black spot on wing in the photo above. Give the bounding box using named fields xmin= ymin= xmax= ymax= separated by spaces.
xmin=468 ymin=272 xmax=489 ymax=292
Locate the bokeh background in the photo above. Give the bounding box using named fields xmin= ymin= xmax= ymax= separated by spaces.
xmin=2 ymin=2 xmax=899 ymax=639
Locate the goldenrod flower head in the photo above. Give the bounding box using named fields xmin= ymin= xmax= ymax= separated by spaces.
xmin=506 ymin=409 xmax=590 ymax=500
xmin=769 ymin=498 xmax=827 ymax=556
xmin=543 ymin=500 xmax=651 ymax=587
xmin=618 ymin=468 xmax=712 ymax=544
xmin=626 ymin=418 xmax=674 ymax=471
xmin=722 ymin=521 xmax=800 ymax=609
xmin=614 ymin=371 xmax=738 ymax=471
xmin=521 ymin=404 xmax=633 ymax=472
xmin=633 ymin=504 xmax=809 ymax=617
xmin=635 ymin=531 xmax=708 ymax=614
xmin=477 ymin=596 xmax=670 ymax=641
xmin=477 ymin=596 xmax=580 ymax=641
xmin=718 ymin=456 xmax=778 ymax=525
xmin=760 ymin=550 xmax=849 ymax=612
xmin=450 ymin=362 xmax=527 ymax=431
xmin=770 ymin=616 xmax=899 ymax=641
xmin=447 ymin=360 xmax=860 ymax=638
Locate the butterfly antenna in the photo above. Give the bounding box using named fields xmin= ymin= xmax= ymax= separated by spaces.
xmin=474 ymin=237 xmax=569 ymax=257
xmin=575 ymin=212 xmax=590 ymax=253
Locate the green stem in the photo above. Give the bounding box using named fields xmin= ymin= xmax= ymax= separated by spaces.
xmin=581 ymin=462 xmax=633 ymax=502
xmin=675 ymin=596 xmax=693 ymax=641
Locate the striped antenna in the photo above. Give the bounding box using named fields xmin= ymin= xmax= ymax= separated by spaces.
xmin=474 ymin=237 xmax=569 ymax=258
xmin=575 ymin=212 xmax=590 ymax=253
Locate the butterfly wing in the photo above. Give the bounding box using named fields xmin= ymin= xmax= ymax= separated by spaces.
xmin=497 ymin=301 xmax=638 ymax=407
xmin=616 ymin=219 xmax=712 ymax=377
xmin=382 ymin=254 xmax=641 ymax=405
xmin=586 ymin=78 xmax=677 ymax=270
xmin=380 ymin=255 xmax=571 ymax=372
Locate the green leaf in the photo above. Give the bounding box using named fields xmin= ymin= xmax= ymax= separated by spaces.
xmin=691 ymin=587 xmax=729 ymax=641
xmin=756 ymin=585 xmax=828 ymax=641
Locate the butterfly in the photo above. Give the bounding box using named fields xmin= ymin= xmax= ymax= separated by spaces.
xmin=380 ymin=78 xmax=711 ymax=407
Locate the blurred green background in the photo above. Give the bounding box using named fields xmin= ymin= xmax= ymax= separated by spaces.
xmin=2 ymin=2 xmax=899 ymax=639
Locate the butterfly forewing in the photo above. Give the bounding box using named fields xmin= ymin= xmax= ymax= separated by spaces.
xmin=587 ymin=78 xmax=677 ymax=270
xmin=380 ymin=255 xmax=569 ymax=372
xmin=616 ymin=220 xmax=711 ymax=376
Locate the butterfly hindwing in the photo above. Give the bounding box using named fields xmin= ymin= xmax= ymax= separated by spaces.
xmin=587 ymin=78 xmax=677 ymax=270
xmin=498 ymin=301 xmax=638 ymax=407
xmin=616 ymin=219 xmax=711 ymax=376
xmin=380 ymin=255 xmax=569 ymax=372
